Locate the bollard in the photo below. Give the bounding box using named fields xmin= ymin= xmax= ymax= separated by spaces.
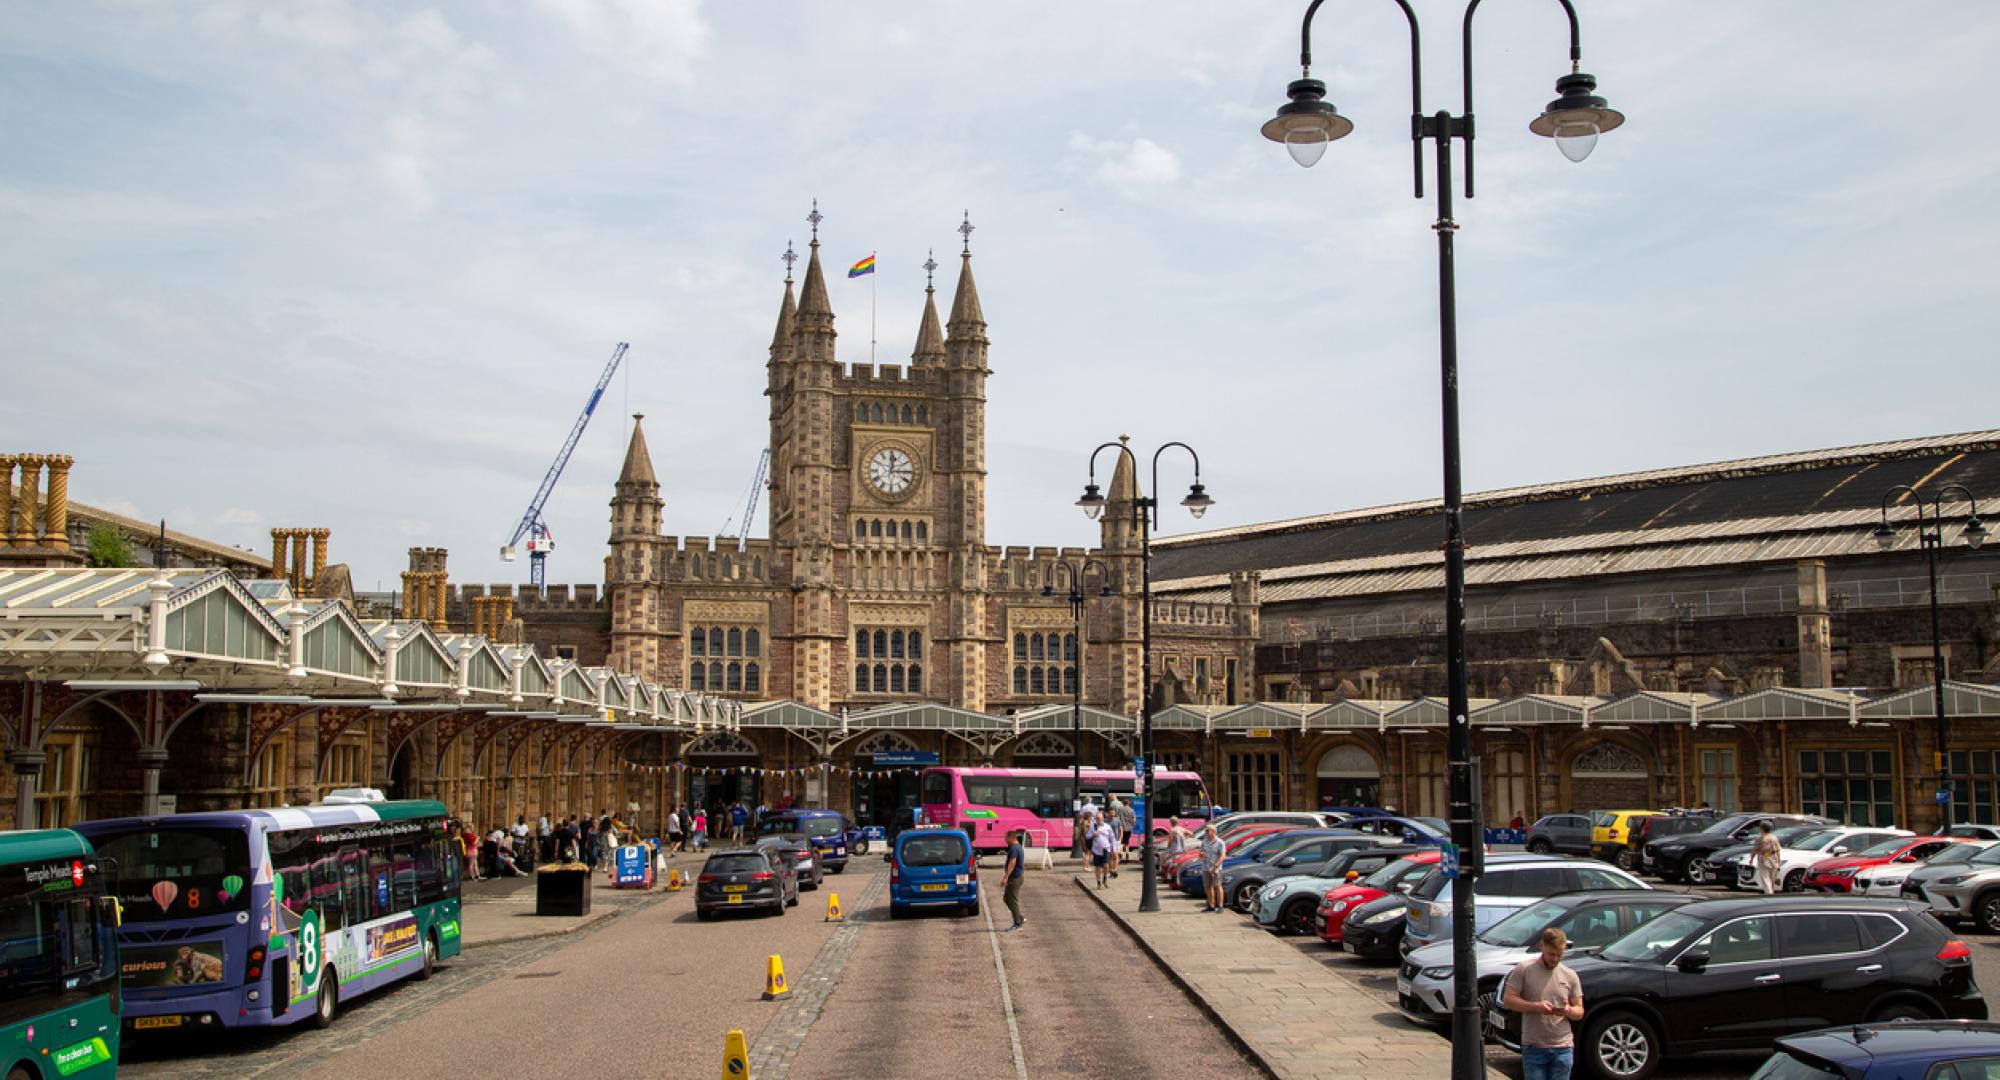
xmin=762 ymin=954 xmax=790 ymax=1001
xmin=720 ymin=1028 xmax=749 ymax=1078
xmin=824 ymin=892 xmax=842 ymax=922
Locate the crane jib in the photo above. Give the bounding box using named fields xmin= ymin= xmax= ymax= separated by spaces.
xmin=585 ymin=386 xmax=604 ymax=413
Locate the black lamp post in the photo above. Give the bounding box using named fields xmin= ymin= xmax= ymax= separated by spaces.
xmin=1260 ymin=3 xmax=1623 ymax=1076
xmin=1077 ymin=441 xmax=1213 ymax=913
xmin=1044 ymin=558 xmax=1117 ymax=859
xmin=1873 ymin=485 xmax=1986 ymax=827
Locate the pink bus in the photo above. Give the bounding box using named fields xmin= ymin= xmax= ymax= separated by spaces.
xmin=919 ymin=766 xmax=1214 ymax=853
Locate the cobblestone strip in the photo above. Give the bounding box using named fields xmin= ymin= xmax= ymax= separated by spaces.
xmin=745 ymin=871 xmax=887 ymax=1078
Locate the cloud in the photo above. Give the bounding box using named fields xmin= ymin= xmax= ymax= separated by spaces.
xmin=255 ymin=1 xmax=358 ymax=49
xmin=530 ymin=0 xmax=708 ymax=85
xmin=1067 ymin=133 xmax=1183 ymax=190
xmin=373 ymin=113 xmax=438 ymax=213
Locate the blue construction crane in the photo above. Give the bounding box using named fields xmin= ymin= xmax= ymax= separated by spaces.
xmin=500 ymin=342 xmax=628 ymax=594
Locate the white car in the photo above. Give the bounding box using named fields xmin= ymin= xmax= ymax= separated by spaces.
xmin=1731 ymin=826 xmax=1911 ymax=892
xmin=1857 ymin=838 xmax=1995 ymax=895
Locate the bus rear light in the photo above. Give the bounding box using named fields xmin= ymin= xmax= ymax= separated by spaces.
xmin=246 ymin=945 xmax=265 ymax=982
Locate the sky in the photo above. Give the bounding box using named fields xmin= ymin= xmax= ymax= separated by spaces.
xmin=5 ymin=1 xmax=1998 ymax=590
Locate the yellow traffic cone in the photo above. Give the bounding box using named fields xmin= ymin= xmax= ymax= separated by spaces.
xmin=762 ymin=954 xmax=790 ymax=1001
xmin=824 ymin=892 xmax=842 ymax=922
xmin=667 ymin=869 xmax=683 ymax=892
xmin=720 ymin=1028 xmax=749 ymax=1078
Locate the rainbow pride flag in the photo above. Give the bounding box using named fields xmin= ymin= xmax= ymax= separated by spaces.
xmin=848 ymin=254 xmax=876 ymax=278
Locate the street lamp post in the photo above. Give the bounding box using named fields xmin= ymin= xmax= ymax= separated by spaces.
xmin=1077 ymin=441 xmax=1214 ymax=913
xmin=1259 ymin=4 xmax=1624 ymax=1077
xmin=1044 ymin=558 xmax=1117 ymax=859
xmin=1873 ymin=486 xmax=1986 ymax=827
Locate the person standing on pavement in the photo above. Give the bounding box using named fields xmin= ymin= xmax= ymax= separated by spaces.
xmin=1088 ymin=812 xmax=1115 ymax=888
xmin=1753 ymin=820 xmax=1783 ymax=895
xmin=729 ymin=800 xmax=748 ymax=844
xmin=1002 ymin=829 xmax=1027 ymax=932
xmin=1502 ymin=927 xmax=1585 ymax=1080
xmin=537 ymin=812 xmax=553 ymax=862
xmin=1114 ymin=797 xmax=1136 ymax=872
xmin=666 ymin=807 xmax=683 ymax=853
xmin=1192 ymin=828 xmax=1224 ymax=912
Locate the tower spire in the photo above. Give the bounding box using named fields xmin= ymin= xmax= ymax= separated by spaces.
xmin=797 ymin=202 xmax=833 ymax=324
xmin=946 ymin=213 xmax=985 ymax=336
xmin=617 ymin=413 xmax=657 ymax=486
xmin=912 ymin=248 xmax=945 ymax=363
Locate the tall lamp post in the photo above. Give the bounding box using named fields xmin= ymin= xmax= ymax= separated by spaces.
xmin=1077 ymin=441 xmax=1214 ymax=913
xmin=1259 ymin=3 xmax=1624 ymax=1076
xmin=1873 ymin=485 xmax=1986 ymax=826
xmin=1045 ymin=558 xmax=1117 ymax=858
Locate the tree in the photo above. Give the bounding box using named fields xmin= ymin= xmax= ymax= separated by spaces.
xmin=84 ymin=523 xmax=137 ymax=568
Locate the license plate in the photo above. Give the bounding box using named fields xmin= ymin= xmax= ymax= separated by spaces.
xmin=1396 ymin=976 xmax=1412 ymax=996
xmin=798 ymin=860 xmax=813 ymax=869
xmin=134 ymin=1016 xmax=183 ymax=1030
xmin=1345 ymin=942 xmax=1360 ymax=954
xmin=727 ymin=895 xmax=743 ymax=905
xmin=920 ymin=883 xmax=949 ymax=892
xmin=954 ymin=875 xmax=969 ymax=885
xmin=724 ymin=884 xmax=748 ymax=893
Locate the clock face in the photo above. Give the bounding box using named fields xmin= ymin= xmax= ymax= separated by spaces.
xmin=867 ymin=447 xmax=916 ymax=496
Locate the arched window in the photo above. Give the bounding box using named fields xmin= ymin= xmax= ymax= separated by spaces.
xmin=1064 ymin=633 xmax=1077 ymax=661
xmin=855 ymin=520 xmax=866 ymax=540
xmin=745 ymin=628 xmax=760 ymax=656
xmin=855 ymin=664 xmax=868 ymax=690
xmin=908 ymin=665 xmax=922 ymax=693
xmin=901 ymin=521 xmax=912 ymax=540
xmin=871 ymin=403 xmax=884 ymax=423
xmin=1029 ymin=634 xmax=1044 ymax=661
xmin=752 ymin=557 xmax=763 ymax=578
xmin=690 ymin=628 xmax=706 ymax=656
xmin=890 ymin=630 xmax=905 ymax=659
xmin=890 ymin=666 xmax=905 ymax=693
xmin=727 ymin=628 xmax=742 ymax=656
xmin=689 ymin=554 xmax=701 ymax=578
xmin=1014 ymin=633 xmax=1027 ymax=660
xmin=1014 ymin=667 xmax=1028 ymax=694
xmin=873 ymin=630 xmax=887 ymax=657
xmin=1030 ymin=667 xmax=1045 ymax=694
xmin=917 ymin=406 xmax=928 ymax=424
xmin=726 ymin=662 xmax=743 ymax=692
xmin=1064 ymin=667 xmax=1077 ymax=694
xmin=721 ymin=555 xmax=733 ymax=578
xmin=745 ymin=663 xmax=761 ymax=694
xmin=708 ymin=664 xmax=724 ymax=691
xmin=690 ymin=661 xmax=705 ymax=688
xmin=855 ymin=629 xmax=869 ymax=658
xmin=900 ymin=405 xmax=913 ymax=423
xmin=873 ymin=664 xmax=888 ymax=692
xmin=708 ymin=628 xmax=724 ymax=655
xmin=1046 ymin=666 xmax=1061 ymax=693
xmin=908 ymin=631 xmax=922 ymax=655
xmin=916 ymin=522 xmax=928 ymax=541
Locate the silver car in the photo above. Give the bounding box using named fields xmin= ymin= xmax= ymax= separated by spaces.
xmin=1912 ymin=849 xmax=2000 ymax=931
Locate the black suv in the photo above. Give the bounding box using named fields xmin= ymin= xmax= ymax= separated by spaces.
xmin=695 ymin=847 xmax=799 ymax=920
xmin=1488 ymin=896 xmax=1987 ymax=1079
xmin=1641 ymin=813 xmax=1827 ymax=884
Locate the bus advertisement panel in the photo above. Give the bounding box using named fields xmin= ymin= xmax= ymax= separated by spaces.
xmin=78 ymin=800 xmax=460 ymax=1035
xmin=919 ymin=767 xmax=1213 ymax=852
xmin=0 ymin=829 xmax=121 ymax=1079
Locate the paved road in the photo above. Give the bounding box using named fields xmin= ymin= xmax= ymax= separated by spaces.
xmin=123 ymin=857 xmax=1251 ymax=1080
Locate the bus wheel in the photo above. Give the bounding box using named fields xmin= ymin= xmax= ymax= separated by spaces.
xmin=308 ymin=970 xmax=339 ymax=1030
xmin=10 ymin=1066 xmax=35 ymax=1080
xmin=416 ymin=933 xmax=438 ymax=981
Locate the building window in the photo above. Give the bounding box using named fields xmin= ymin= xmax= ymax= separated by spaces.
xmin=1225 ymin=658 xmax=1239 ymax=706
xmin=1798 ymin=748 xmax=1896 ymax=827
xmin=855 ymin=521 xmax=866 ymax=540
xmin=1226 ymin=750 xmax=1284 ymax=812
xmin=1949 ymin=750 xmax=2000 ymax=825
xmin=1195 ymin=657 xmax=1211 ymax=697
xmin=1014 ymin=633 xmax=1027 ymax=661
xmin=1410 ymin=747 xmax=1447 ymax=819
xmin=688 ymin=621 xmax=766 ymax=694
xmin=854 ymin=625 xmax=923 ymax=695
xmin=1010 ymin=631 xmax=1076 ymax=699
xmin=916 ymin=522 xmax=928 ymax=541
xmin=1485 ymin=747 xmax=1529 ymax=826
xmin=249 ymin=740 xmax=289 ymax=808
xmin=1014 ymin=667 xmax=1027 ymax=694
xmin=553 ymin=644 xmax=578 ymax=661
xmin=745 ymin=629 xmax=760 ymax=656
xmin=1698 ymin=746 xmax=1739 ymax=812
xmin=690 ymin=661 xmax=706 ymax=690
xmin=35 ymin=733 xmax=95 ymax=829
xmin=324 ymin=735 xmax=369 ymax=789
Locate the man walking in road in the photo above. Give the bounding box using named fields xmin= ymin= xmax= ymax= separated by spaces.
xmin=729 ymin=800 xmax=748 ymax=844
xmin=1002 ymin=829 xmax=1027 ymax=932
xmin=1502 ymin=927 xmax=1585 ymax=1080
xmin=1753 ymin=820 xmax=1783 ymax=895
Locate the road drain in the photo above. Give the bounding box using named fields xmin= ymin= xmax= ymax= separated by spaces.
xmin=1228 ymin=968 xmax=1275 ymax=975
xmin=513 ymin=971 xmax=561 ymax=979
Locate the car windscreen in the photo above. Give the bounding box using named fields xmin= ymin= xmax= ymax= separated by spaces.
xmin=1410 ymin=817 xmax=1448 ymax=836
xmin=1703 ymin=815 xmax=1756 ymax=835
xmin=1932 ymin=844 xmax=1988 ymax=866
xmin=1746 ymin=1050 xmax=1845 ymax=1080
xmin=1600 ymin=910 xmax=1705 ymax=963
xmin=1787 ymin=830 xmax=1842 ymax=851
xmin=90 ymin=826 xmax=251 ymax=923
xmin=900 ymin=835 xmax=967 ymax=867
xmin=1480 ymin=897 xmax=1579 ymax=947
xmin=1410 ymin=870 xmax=1448 ymax=901
xmin=1770 ymin=826 xmax=1821 ymax=846
xmin=705 ymin=855 xmax=769 ymax=875
xmin=1361 ymin=858 xmax=1421 ymax=890
xmin=1970 ymin=844 xmax=2000 ymax=866
xmin=1856 ymin=838 xmax=1912 ymax=858
xmin=797 ymin=818 xmax=843 ymax=838
xmin=1591 ymin=812 xmax=1615 ymax=828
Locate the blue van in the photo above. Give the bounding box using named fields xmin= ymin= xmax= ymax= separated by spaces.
xmin=756 ymin=809 xmax=854 ymax=874
xmin=887 ymin=826 xmax=979 ymax=918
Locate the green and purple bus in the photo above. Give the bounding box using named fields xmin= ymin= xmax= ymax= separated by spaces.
xmin=0 ymin=828 xmax=121 ymax=1078
xmin=76 ymin=800 xmax=460 ymax=1035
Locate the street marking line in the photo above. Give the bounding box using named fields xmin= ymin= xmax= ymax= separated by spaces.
xmin=981 ymin=893 xmax=1030 ymax=1080
xmin=744 ymin=870 xmax=886 ymax=1078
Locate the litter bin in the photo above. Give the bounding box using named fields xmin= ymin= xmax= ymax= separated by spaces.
xmin=536 ymin=867 xmax=592 ymax=916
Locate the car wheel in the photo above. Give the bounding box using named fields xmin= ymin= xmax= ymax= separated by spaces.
xmin=1282 ymin=900 xmax=1316 ymax=936
xmin=1583 ymin=1011 xmax=1659 ymax=1080
xmin=1977 ymin=892 xmax=2000 ymax=935
xmin=1681 ymin=855 xmax=1709 ymax=885
xmin=696 ymin=908 xmax=715 ymax=922
xmin=1527 ymin=839 xmax=1553 ymax=854
xmin=1869 ymin=999 xmax=1937 ymax=1022
xmin=853 ymin=840 xmax=869 ymax=856
xmin=307 ymin=969 xmax=339 ymax=1030
xmin=1783 ymin=869 xmax=1806 ymax=893
xmin=1232 ymin=882 xmax=1259 ymax=912
xmin=960 ymin=903 xmax=978 ymax=917
xmin=828 ymin=864 xmax=845 ymax=875
xmin=888 ymin=905 xmax=904 ymax=920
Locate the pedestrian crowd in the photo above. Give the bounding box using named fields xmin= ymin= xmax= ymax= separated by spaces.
xmin=442 ymin=797 xmax=791 ymax=882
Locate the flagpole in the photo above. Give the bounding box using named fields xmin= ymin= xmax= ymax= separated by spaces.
xmin=870 ymin=249 xmax=878 ymax=364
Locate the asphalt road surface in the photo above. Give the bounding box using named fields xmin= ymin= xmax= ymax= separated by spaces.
xmin=123 ymin=857 xmax=1253 ymax=1080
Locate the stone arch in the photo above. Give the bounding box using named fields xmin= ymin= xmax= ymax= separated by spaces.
xmin=849 ymin=730 xmax=921 ymax=757
xmin=37 ymin=690 xmax=144 ymax=751
xmin=1559 ymin=735 xmax=1654 ymax=810
xmin=1008 ymin=730 xmax=1074 ymax=766
xmin=686 ymin=730 xmax=759 ymax=757
xmin=1309 ymin=738 xmax=1382 ymax=809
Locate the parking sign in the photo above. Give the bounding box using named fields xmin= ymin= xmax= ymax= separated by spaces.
xmin=1440 ymin=842 xmax=1461 ymax=880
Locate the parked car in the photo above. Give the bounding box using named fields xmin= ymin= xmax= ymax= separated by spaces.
xmin=1179 ymin=828 xmax=1349 ymax=896
xmin=1948 ymin=824 xmax=2000 ymax=842
xmin=1318 ymin=851 xmax=1442 ymax=943
xmin=1631 ymin=812 xmax=1722 ymax=873
xmin=1642 ymin=813 xmax=1831 ymax=884
xmin=1342 ymin=814 xmax=1452 ymax=847
xmin=1524 ymin=813 xmax=1595 ymax=856
xmin=1254 ymin=844 xmax=1426 ymax=935
xmin=1591 ymin=810 xmax=1661 ymax=864
xmin=886 ymin=825 xmax=979 ymax=918
xmin=1803 ymin=837 xmax=1969 ymax=894
xmin=1486 ymin=896 xmax=1987 ymax=1079
xmin=1753 ymin=1020 xmax=2000 ymax=1079
xmin=1336 ymin=891 xmax=1417 ymax=960
xmin=1396 ymin=890 xmax=1699 ymax=1029
xmin=1162 ymin=824 xmax=1294 ymax=883
xmin=1318 ymin=805 xmax=1392 ymax=821
xmin=1859 ymin=840 xmax=1993 ymax=897
xmin=1401 ymin=854 xmax=1650 ymax=955
xmin=1220 ymin=831 xmax=1391 ymax=912
xmin=1904 ymin=843 xmax=2000 ymax=924
xmin=754 ymin=833 xmax=824 ymax=890
xmin=756 ymin=808 xmax=857 ymax=873
xmin=1210 ymin=811 xmax=1348 ymax=833
xmin=695 ymin=847 xmax=798 ymax=920
xmin=1910 ymin=849 xmax=2000 ymax=932
xmin=1725 ymin=826 xmax=1911 ymax=892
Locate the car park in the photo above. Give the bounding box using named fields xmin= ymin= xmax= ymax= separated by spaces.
xmin=754 ymin=833 xmax=823 ymax=890
xmin=1524 ymin=813 xmax=1595 ymax=856
xmin=1752 ymin=1019 xmax=2000 ymax=1079
xmin=1487 ymin=896 xmax=1987 ymax=1079
xmin=1631 ymin=812 xmax=1722 ymax=874
xmin=1252 ymin=844 xmax=1426 ymax=934
xmin=1591 ymin=810 xmax=1661 ymax=864
xmin=1397 ymin=890 xmax=1698 ymax=1029
xmin=1161 ymin=824 xmax=1292 ymax=883
xmin=1908 ymin=848 xmax=2000 ymax=932
xmin=756 ymin=808 xmax=858 ymax=872
xmin=1803 ymin=837 xmax=1968 ymax=894
xmin=1179 ymin=828 xmax=1350 ymax=896
xmin=886 ymin=825 xmax=979 ymax=918
xmin=1401 ymin=854 xmax=1650 ymax=955
xmin=1726 ymin=826 xmax=1911 ymax=892
xmin=695 ymin=847 xmax=799 ymax=919
xmin=1642 ymin=813 xmax=1830 ymax=884
xmin=1318 ymin=851 xmax=1441 ymax=943
xmin=1858 ymin=839 xmax=1993 ymax=897
xmin=1337 ymin=891 xmax=1417 ymax=960
xmin=1219 ymin=831 xmax=1391 ymax=912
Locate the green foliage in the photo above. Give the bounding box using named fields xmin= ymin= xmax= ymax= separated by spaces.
xmin=84 ymin=523 xmax=138 ymax=568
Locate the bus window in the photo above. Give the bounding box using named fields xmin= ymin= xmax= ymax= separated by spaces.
xmin=1153 ymin=780 xmax=1209 ymax=821
xmin=920 ymin=771 xmax=955 ymax=807
xmin=965 ymin=780 xmax=1006 ymax=807
xmin=0 ymin=898 xmax=58 ymax=990
xmin=61 ymin=897 xmax=99 ymax=975
xmin=313 ymin=852 xmax=344 ymax=932
xmin=91 ymin=827 xmax=250 ymax=923
xmin=339 ymin=847 xmax=366 ymax=930
xmin=270 ymin=829 xmax=314 ymax=925
xmin=415 ymin=837 xmax=446 ymax=906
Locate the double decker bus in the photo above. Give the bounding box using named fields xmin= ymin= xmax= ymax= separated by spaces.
xmin=919 ymin=766 xmax=1214 ymax=852
xmin=0 ymin=829 xmax=121 ymax=1078
xmin=77 ymin=800 xmax=460 ymax=1035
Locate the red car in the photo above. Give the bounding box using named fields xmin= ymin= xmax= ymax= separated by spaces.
xmin=1160 ymin=825 xmax=1295 ymax=883
xmin=1317 ymin=850 xmax=1440 ymax=942
xmin=1803 ymin=835 xmax=1968 ymax=893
